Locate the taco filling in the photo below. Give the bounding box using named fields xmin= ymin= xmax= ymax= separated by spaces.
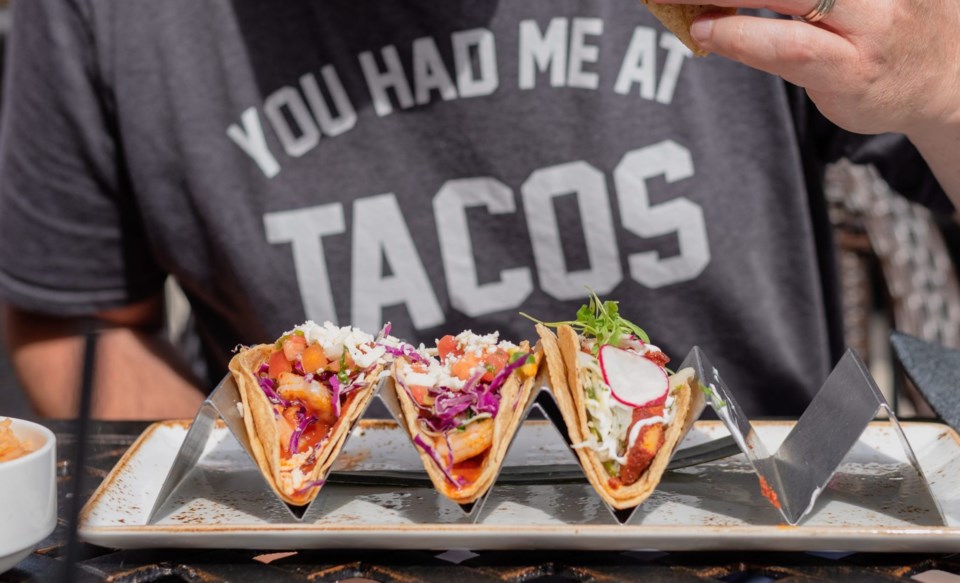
xmin=572 ymin=335 xmax=674 ymax=488
xmin=231 ymin=321 xmax=399 ymax=503
xmin=527 ymin=292 xmax=700 ymax=509
xmin=393 ymin=331 xmax=538 ymax=500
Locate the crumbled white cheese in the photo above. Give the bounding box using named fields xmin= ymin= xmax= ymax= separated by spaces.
xmin=286 ymin=320 xmax=400 ymax=368
xmin=454 ymin=329 xmax=517 ymax=352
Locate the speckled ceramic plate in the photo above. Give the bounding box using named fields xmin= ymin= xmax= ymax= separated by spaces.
xmin=79 ymin=420 xmax=960 ymax=552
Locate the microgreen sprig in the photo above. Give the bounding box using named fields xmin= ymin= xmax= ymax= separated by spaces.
xmin=521 ymin=289 xmax=650 ymax=354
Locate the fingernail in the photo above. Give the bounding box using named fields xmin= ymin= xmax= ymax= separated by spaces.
xmin=690 ymin=18 xmax=714 ymax=44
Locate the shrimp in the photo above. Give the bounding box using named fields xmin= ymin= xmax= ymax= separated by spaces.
xmin=277 ymin=372 xmax=335 ymax=421
xmin=439 ymin=418 xmax=494 ymax=464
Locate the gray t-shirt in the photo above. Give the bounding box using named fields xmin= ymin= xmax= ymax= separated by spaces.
xmin=0 ymin=0 xmax=949 ymax=415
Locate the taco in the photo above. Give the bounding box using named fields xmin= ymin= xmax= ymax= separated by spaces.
xmin=229 ymin=321 xmax=398 ymax=505
xmin=640 ymin=1 xmax=737 ymax=56
xmin=527 ymin=295 xmax=702 ymax=509
xmin=391 ymin=331 xmax=540 ymax=504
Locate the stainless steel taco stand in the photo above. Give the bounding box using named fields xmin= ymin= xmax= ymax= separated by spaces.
xmin=527 ymin=386 xmax=649 ymax=525
xmin=146 ymin=346 xmax=943 ymax=528
xmin=146 ymin=373 xmax=384 ymax=524
xmin=678 ymin=346 xmax=944 ymax=526
xmin=149 ymin=366 xmax=547 ymax=526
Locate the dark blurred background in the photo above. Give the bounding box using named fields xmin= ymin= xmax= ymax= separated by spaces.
xmin=0 ymin=3 xmax=31 ymax=420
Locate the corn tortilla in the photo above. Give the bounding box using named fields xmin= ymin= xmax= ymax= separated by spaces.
xmin=536 ymin=324 xmax=702 ymax=509
xmin=229 ymin=344 xmax=383 ymax=506
xmin=391 ymin=341 xmax=540 ymax=505
xmin=640 ymin=1 xmax=737 ymax=56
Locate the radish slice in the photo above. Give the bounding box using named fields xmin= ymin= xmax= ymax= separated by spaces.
xmin=599 ymin=345 xmax=668 ymax=408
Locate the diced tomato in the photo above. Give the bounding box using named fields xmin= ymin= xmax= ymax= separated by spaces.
xmin=643 ymin=350 xmax=670 ymax=368
xmin=451 ymin=352 xmax=481 ymax=381
xmin=437 ymin=335 xmax=460 ymax=362
xmin=268 ymin=350 xmax=293 ymax=378
xmin=481 ymin=349 xmax=509 ymax=382
xmin=410 ymin=385 xmax=432 ymax=406
xmin=301 ymin=343 xmax=328 ymax=373
xmin=282 ymin=335 xmax=308 ymax=361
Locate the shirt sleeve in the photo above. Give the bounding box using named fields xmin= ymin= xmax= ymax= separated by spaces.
xmin=795 ymin=86 xmax=955 ymax=215
xmin=0 ymin=0 xmax=166 ymax=316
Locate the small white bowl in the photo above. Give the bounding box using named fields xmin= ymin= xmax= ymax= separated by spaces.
xmin=0 ymin=418 xmax=57 ymax=575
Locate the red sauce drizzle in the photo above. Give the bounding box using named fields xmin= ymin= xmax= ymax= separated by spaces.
xmin=610 ymin=405 xmax=665 ymax=487
xmin=451 ymin=452 xmax=487 ymax=486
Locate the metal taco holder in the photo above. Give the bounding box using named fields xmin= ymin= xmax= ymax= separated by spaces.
xmin=145 ymin=345 xmax=944 ymax=528
xmin=146 ymin=372 xmax=385 ymax=523
xmin=677 ymin=346 xmax=944 ymax=526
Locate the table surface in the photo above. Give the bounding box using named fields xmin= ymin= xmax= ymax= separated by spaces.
xmin=3 ymin=420 xmax=959 ymax=583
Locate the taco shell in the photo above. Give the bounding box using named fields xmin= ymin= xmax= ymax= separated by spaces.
xmin=536 ymin=324 xmax=702 ymax=509
xmin=392 ymin=341 xmax=541 ymax=505
xmin=229 ymin=344 xmax=382 ymax=506
xmin=640 ymin=1 xmax=737 ymax=56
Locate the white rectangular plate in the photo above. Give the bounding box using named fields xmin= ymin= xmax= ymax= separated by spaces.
xmin=79 ymin=420 xmax=960 ymax=552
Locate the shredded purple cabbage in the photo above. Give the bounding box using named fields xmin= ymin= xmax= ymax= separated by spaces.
xmin=258 ymin=376 xmax=290 ymax=408
xmin=443 ymin=433 xmax=454 ymax=469
xmin=484 ymin=352 xmax=530 ymax=397
xmin=288 ymin=413 xmax=316 ymax=453
xmin=376 ymin=322 xmax=392 ymax=341
xmin=475 ymin=391 xmax=501 ymax=416
xmin=461 ymin=370 xmax=484 ymax=396
xmin=341 ymin=380 xmax=367 ymax=395
xmin=413 ymin=434 xmax=462 ymax=486
xmin=434 ymin=391 xmax=475 ymax=419
xmin=292 ymin=360 xmax=305 ymax=375
xmin=330 ymin=375 xmax=342 ymax=418
xmin=294 ymin=479 xmax=325 ymax=494
xmin=411 ymin=351 xmax=530 ymax=436
xmin=257 ymin=363 xmax=270 ymax=375
xmin=380 ymin=342 xmax=429 ymax=365
xmin=420 ymin=415 xmax=457 ymax=434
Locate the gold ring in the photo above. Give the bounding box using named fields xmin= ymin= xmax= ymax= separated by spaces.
xmin=800 ymin=0 xmax=836 ymax=23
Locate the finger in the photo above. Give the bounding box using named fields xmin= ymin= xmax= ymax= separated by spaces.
xmin=654 ymin=0 xmax=808 ymax=16
xmin=690 ymin=14 xmax=857 ymax=91
xmin=653 ymin=0 xmax=857 ymax=32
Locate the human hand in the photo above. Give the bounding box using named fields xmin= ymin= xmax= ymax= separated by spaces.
xmin=659 ymin=0 xmax=960 ymax=140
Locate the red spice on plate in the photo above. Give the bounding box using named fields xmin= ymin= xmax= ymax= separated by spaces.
xmin=758 ymin=476 xmax=782 ymax=510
